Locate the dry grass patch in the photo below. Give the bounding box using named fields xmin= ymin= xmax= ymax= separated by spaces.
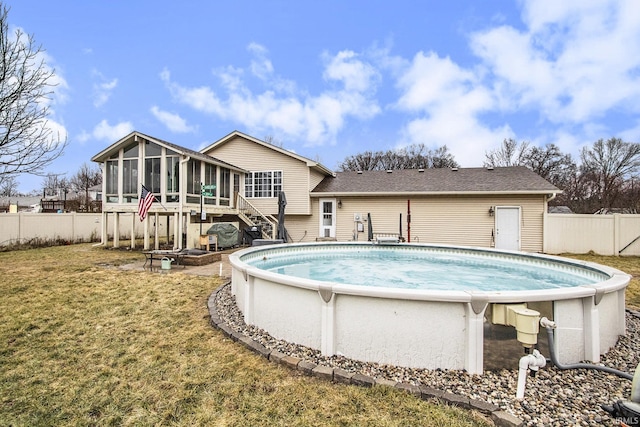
xmin=561 ymin=253 xmax=640 ymax=309
xmin=0 ymin=244 xmax=490 ymax=426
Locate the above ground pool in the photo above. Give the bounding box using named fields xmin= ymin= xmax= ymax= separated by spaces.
xmin=229 ymin=242 xmax=630 ymax=374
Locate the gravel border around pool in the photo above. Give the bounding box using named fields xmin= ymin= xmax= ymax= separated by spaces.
xmin=207 ymin=282 xmax=640 ymax=427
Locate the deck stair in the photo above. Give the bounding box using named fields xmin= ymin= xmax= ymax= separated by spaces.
xmin=236 ymin=194 xmax=277 ymax=240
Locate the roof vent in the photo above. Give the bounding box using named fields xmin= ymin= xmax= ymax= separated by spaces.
xmin=451 ymin=167 xmax=458 ymax=172
xmin=418 ymin=168 xmax=425 ymax=173
xmin=386 ymin=170 xmax=393 ymax=173
xmin=357 ymin=170 xmax=363 ymax=174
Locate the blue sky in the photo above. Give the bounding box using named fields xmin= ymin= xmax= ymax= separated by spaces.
xmin=8 ymin=0 xmax=640 ymax=193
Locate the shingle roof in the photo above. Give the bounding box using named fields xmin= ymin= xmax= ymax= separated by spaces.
xmin=91 ymin=131 xmax=247 ymax=172
xmin=311 ymin=166 xmax=560 ymax=195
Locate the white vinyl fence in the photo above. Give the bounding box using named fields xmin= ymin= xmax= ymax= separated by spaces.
xmin=0 ymin=212 xmax=172 ymax=246
xmin=2 ymin=212 xmax=640 ymax=256
xmin=544 ymin=213 xmax=640 ymax=256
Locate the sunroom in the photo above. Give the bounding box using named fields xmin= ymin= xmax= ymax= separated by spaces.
xmin=91 ymin=131 xmax=247 ymax=250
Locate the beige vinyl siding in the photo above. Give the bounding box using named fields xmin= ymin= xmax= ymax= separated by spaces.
xmin=280 ymin=215 xmax=317 ymax=243
xmin=204 ymin=136 xmax=312 ymax=215
xmin=300 ymin=195 xmax=546 ymax=251
xmin=309 ymin=169 xmax=326 ymax=190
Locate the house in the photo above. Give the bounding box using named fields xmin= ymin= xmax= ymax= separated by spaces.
xmin=91 ymin=131 xmax=248 ymax=249
xmin=205 ymin=132 xmax=560 ymax=252
xmin=91 ymin=130 xmax=560 ymax=252
xmin=0 ymin=196 xmax=43 ymax=213
xmin=309 ymin=167 xmax=560 ymax=252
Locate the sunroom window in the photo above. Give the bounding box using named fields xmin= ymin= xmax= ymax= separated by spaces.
xmin=122 ymin=142 xmax=138 ymax=202
xmin=220 ymin=167 xmax=231 ymax=206
xmin=186 ymin=159 xmax=201 ymax=204
xmin=144 ymin=142 xmax=161 ymax=194
xmin=203 ymin=164 xmax=217 ymax=205
xmin=166 ymin=153 xmax=180 ymax=203
xmin=105 ymin=158 xmax=118 ymax=203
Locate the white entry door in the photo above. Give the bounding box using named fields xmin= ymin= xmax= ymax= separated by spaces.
xmin=319 ymin=199 xmax=336 ymax=238
xmin=495 ymin=206 xmax=520 ymax=251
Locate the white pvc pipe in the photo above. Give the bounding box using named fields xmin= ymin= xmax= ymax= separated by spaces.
xmin=516 ymin=349 xmax=547 ymax=399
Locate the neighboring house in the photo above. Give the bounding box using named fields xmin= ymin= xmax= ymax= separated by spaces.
xmin=92 ymin=130 xmax=560 ymax=252
xmin=548 ymin=205 xmax=573 ymax=214
xmin=89 ymin=184 xmax=102 ymax=202
xmin=0 ymin=196 xmax=43 ymax=213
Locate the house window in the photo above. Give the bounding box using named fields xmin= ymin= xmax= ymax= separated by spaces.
xmin=144 ymin=158 xmax=161 ymax=193
xmin=122 ymin=159 xmax=138 ymax=200
xmin=122 ymin=142 xmax=138 ymax=201
xmin=186 ymin=159 xmax=201 ymax=204
xmin=105 ymin=159 xmax=118 ymax=203
xmin=144 ymin=142 xmax=162 ymax=194
xmin=245 ymin=171 xmax=282 ymax=198
xmin=166 ymin=155 xmax=180 ymax=203
xmin=220 ymin=167 xmax=231 ymax=206
xmin=203 ymin=164 xmax=217 ymax=205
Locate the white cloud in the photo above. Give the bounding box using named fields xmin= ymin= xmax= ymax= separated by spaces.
xmin=161 ymin=47 xmax=381 ymax=146
xmin=322 ymin=50 xmax=381 ymax=93
xmin=150 ymin=106 xmax=196 ymax=133
xmin=391 ymin=50 xmax=505 ymax=166
xmin=471 ymin=0 xmax=640 ymax=123
xmin=77 ymin=120 xmax=133 ymax=143
xmin=161 ymin=68 xmax=223 ymax=115
xmin=92 ymin=70 xmax=118 ymax=108
xmin=388 ymin=1 xmax=640 ymax=166
xmin=247 ymin=42 xmax=274 ymax=81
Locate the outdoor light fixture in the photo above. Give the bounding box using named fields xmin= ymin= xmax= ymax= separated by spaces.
xmin=489 ymin=206 xmax=495 ymax=216
xmin=338 ymin=199 xmax=342 ymax=208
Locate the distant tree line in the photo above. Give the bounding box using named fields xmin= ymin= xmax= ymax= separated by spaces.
xmin=339 ymin=137 xmax=640 ymax=214
xmin=0 ymin=162 xmax=102 ymax=211
xmin=337 ymin=143 xmax=459 ymax=171
xmin=484 ymin=138 xmax=640 ymax=214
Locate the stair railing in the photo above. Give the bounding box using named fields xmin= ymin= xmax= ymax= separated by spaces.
xmin=236 ymin=193 xmax=277 ymax=239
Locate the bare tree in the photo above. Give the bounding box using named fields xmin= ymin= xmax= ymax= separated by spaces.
xmin=525 ymin=144 xmax=576 ymax=185
xmin=338 ymin=144 xmax=458 ymax=171
xmin=0 ymin=3 xmax=66 ymax=179
xmin=430 ymin=145 xmax=459 ymax=169
xmin=338 ymin=150 xmax=383 ymax=171
xmin=263 ymin=135 xmax=283 ymax=148
xmin=69 ymin=162 xmax=101 ymax=208
xmin=41 ymin=172 xmax=66 ymax=197
xmin=579 ymin=138 xmax=640 ymax=211
xmin=484 ymin=138 xmax=531 ymax=167
xmin=0 ymin=173 xmax=17 ymax=196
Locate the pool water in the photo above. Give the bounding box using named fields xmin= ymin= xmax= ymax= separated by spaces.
xmin=246 ymin=247 xmax=609 ymax=292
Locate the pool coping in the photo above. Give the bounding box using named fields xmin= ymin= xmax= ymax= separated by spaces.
xmin=207 ymin=282 xmax=524 ymax=427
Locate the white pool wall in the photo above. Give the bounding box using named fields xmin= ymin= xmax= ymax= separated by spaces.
xmin=230 ymin=242 xmax=630 ymax=374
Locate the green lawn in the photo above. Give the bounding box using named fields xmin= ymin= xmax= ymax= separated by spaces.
xmin=562 ymin=252 xmax=640 ymax=309
xmin=0 ymin=244 xmax=491 ymax=426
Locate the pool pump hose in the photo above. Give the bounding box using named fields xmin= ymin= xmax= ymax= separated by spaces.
xmin=542 ymin=317 xmax=640 ymax=424
xmin=542 ymin=317 xmax=633 ymax=380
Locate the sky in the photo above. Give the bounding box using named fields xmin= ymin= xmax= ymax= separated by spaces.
xmin=7 ymin=0 xmax=640 ymax=193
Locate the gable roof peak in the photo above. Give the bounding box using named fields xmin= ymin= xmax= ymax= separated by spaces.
xmin=201 ymin=130 xmax=335 ymax=177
